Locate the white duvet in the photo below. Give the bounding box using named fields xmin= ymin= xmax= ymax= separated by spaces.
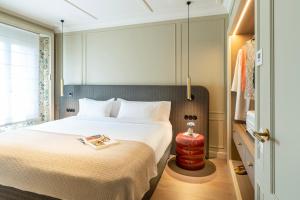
xmin=28 ymin=116 xmax=173 ymax=163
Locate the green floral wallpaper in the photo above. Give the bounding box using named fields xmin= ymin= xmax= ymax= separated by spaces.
xmin=39 ymin=37 xmax=50 ymax=122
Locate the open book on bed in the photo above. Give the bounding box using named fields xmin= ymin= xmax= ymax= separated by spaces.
xmin=79 ymin=135 xmax=118 ymax=149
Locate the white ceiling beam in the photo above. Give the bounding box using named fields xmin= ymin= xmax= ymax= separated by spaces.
xmin=142 ymin=0 xmax=154 ymax=12
xmin=63 ymin=0 xmax=98 ymax=20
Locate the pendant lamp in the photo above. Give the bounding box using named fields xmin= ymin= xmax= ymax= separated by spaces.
xmin=60 ymin=19 xmax=64 ymax=97
xmin=186 ymin=1 xmax=193 ymax=101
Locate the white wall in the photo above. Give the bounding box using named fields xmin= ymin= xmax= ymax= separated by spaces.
xmin=56 ymin=15 xmax=227 ymax=157
xmin=87 ymin=24 xmax=176 ymax=85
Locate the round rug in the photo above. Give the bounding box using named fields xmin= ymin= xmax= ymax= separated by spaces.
xmin=166 ymin=156 xmax=217 ymax=183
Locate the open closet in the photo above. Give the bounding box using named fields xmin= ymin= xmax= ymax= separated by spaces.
xmin=227 ymin=0 xmax=255 ymax=199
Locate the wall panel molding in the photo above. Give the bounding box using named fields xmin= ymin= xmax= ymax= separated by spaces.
xmin=85 ymin=23 xmax=176 ymax=85
xmin=56 ymin=15 xmax=226 ymax=155
xmin=82 ymin=32 xmax=87 ymax=84
xmin=209 ymin=112 xmax=226 ymax=150
xmin=209 ymin=112 xmax=225 ymax=121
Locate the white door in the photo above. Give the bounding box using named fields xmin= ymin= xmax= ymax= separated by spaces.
xmin=255 ymin=0 xmax=300 ymax=199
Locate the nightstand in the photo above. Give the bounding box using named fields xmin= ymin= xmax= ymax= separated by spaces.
xmin=175 ymin=133 xmax=205 ymax=170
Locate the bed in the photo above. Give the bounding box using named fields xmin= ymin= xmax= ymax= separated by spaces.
xmin=0 ymin=85 xmax=209 ymax=200
xmin=0 ymin=116 xmax=172 ymax=200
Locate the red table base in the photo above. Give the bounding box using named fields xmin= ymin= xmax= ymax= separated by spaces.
xmin=176 ymin=133 xmax=205 ymax=170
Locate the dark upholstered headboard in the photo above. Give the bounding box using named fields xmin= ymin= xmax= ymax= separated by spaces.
xmin=60 ymin=85 xmax=209 ymax=157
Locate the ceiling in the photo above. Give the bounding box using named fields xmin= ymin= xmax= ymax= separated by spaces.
xmin=0 ymin=0 xmax=231 ymax=32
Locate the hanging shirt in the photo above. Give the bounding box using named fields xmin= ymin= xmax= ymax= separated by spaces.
xmin=231 ymin=49 xmax=250 ymax=121
xmin=244 ymin=41 xmax=255 ymax=100
xmin=241 ymin=46 xmax=247 ymax=92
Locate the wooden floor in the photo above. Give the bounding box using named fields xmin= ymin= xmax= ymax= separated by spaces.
xmin=151 ymin=159 xmax=237 ymax=200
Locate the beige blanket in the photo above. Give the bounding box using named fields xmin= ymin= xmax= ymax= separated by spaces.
xmin=0 ymin=129 xmax=157 ymax=200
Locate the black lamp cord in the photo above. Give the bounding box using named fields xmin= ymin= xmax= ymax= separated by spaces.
xmin=187 ymin=1 xmax=191 ymax=78
xmin=60 ymin=19 xmax=64 ymax=79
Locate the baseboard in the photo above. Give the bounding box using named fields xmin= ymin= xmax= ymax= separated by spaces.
xmin=209 ymin=148 xmax=227 ymax=159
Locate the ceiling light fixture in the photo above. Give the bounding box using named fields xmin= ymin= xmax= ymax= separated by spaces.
xmin=186 ymin=1 xmax=193 ymax=101
xmin=63 ymin=0 xmax=98 ymax=20
xmin=142 ymin=0 xmax=154 ymax=12
xmin=232 ymin=0 xmax=252 ymax=35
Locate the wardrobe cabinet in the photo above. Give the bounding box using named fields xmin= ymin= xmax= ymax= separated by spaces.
xmin=233 ymin=124 xmax=254 ymax=187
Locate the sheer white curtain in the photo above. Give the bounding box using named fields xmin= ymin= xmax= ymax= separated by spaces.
xmin=0 ymin=23 xmax=39 ymax=126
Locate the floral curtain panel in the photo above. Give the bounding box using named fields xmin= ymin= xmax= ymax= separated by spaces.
xmin=39 ymin=37 xmax=50 ymax=122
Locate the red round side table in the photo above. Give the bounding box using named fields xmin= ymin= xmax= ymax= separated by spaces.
xmin=176 ymin=133 xmax=205 ymax=170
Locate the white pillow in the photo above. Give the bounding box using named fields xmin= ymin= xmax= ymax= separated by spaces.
xmin=158 ymin=101 xmax=171 ymax=121
xmin=77 ymin=98 xmax=113 ymax=118
xmin=116 ymin=99 xmax=171 ymax=121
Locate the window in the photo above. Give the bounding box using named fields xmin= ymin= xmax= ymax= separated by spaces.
xmin=0 ymin=23 xmax=39 ymax=126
